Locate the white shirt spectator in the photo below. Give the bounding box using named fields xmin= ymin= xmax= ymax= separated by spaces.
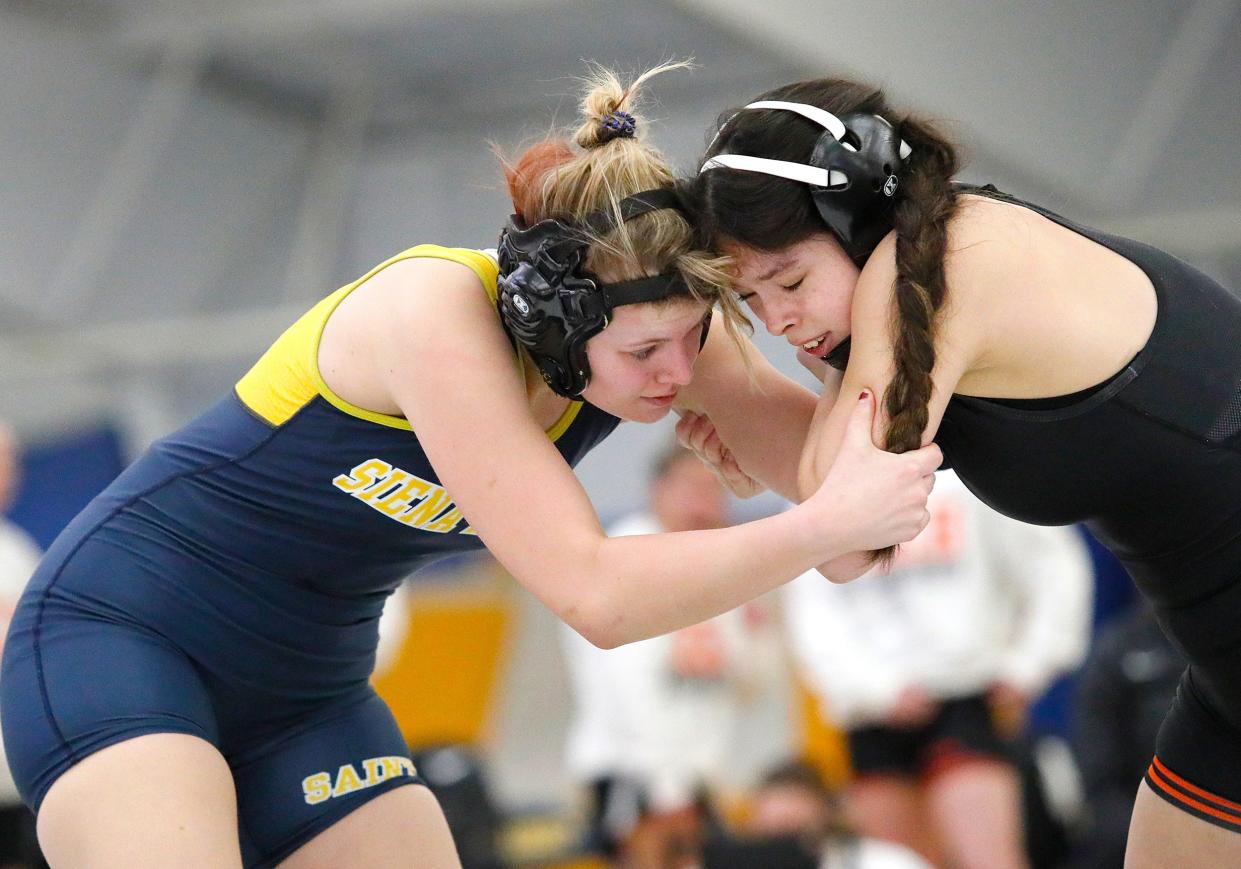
xmin=561 ymin=512 xmax=760 ymax=811
xmin=783 ymin=471 xmax=1093 ymax=728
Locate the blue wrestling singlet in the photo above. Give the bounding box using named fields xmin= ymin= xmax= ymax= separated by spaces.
xmin=0 ymin=245 xmax=619 ymax=867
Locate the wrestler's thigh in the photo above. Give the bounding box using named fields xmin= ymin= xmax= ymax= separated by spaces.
xmin=1 ymin=589 xmax=221 ymax=812
xmin=277 ymin=784 xmax=459 ymax=869
xmin=37 ymin=732 xmax=243 ymax=869
xmin=1128 ymin=666 xmax=1241 ymax=866
xmin=1125 ymin=779 xmax=1241 ymax=869
xmin=232 ymin=688 xmax=456 ymax=868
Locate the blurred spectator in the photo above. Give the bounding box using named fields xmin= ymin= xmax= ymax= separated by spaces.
xmin=783 ymin=470 xmax=1093 ymax=869
xmin=560 ymin=445 xmax=767 ymax=860
xmin=703 ymin=759 xmax=929 ymax=869
xmin=1010 ymin=728 xmax=1083 ymax=868
xmin=1069 ymin=601 xmax=1184 ymax=868
xmin=0 ymin=424 xmax=43 ymax=869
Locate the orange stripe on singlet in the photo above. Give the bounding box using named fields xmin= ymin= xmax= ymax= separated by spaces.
xmin=1147 ymin=758 xmax=1241 ymax=827
xmin=1151 ymin=756 xmax=1241 ymax=814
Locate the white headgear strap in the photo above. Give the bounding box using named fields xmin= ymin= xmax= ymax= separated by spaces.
xmin=700 ymin=100 xmax=912 ymax=188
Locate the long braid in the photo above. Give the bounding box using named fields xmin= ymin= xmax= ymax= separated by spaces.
xmin=871 ymin=122 xmax=960 ymax=567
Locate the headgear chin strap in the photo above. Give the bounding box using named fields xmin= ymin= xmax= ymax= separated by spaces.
xmin=699 ymin=100 xmax=912 ymax=265
xmin=496 ymin=187 xmax=704 ymax=399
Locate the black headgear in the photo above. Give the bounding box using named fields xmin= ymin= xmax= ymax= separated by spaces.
xmin=699 ymin=100 xmax=912 ymax=265
xmin=496 ymin=187 xmax=704 ymax=399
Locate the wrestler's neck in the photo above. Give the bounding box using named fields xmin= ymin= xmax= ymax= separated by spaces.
xmin=523 ymin=355 xmax=573 ymax=430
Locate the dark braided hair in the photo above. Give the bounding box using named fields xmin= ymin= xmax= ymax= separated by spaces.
xmin=685 ymin=78 xmax=960 ymax=565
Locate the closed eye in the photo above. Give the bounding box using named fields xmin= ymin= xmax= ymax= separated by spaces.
xmin=781 ymin=278 xmax=804 ymax=291
xmin=630 ymin=347 xmax=655 ymax=361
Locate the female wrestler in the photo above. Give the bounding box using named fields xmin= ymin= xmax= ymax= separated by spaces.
xmin=0 ymin=66 xmax=939 ymax=869
xmin=675 ymin=77 xmax=1241 ymax=867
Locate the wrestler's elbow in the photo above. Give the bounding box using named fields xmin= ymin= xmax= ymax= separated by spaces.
xmin=563 ymin=606 xmax=626 ymax=650
xmin=547 ymin=587 xmax=627 ymax=649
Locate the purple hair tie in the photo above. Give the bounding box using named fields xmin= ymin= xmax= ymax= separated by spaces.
xmin=599 ymin=110 xmax=637 ymax=142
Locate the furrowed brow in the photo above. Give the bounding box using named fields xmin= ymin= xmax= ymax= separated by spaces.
xmin=756 ymin=257 xmax=795 ymax=282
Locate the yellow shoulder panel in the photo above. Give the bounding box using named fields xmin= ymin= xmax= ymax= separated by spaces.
xmin=234 ymin=288 xmax=346 ymax=427
xmin=234 ymin=245 xmax=581 ymax=439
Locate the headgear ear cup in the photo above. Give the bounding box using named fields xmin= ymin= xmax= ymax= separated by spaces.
xmin=496 ymin=226 xmax=600 ymax=395
xmin=699 ymin=102 xmax=912 ymax=265
xmin=808 ymin=112 xmax=908 ymax=262
xmin=496 ymin=188 xmax=693 ymax=398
